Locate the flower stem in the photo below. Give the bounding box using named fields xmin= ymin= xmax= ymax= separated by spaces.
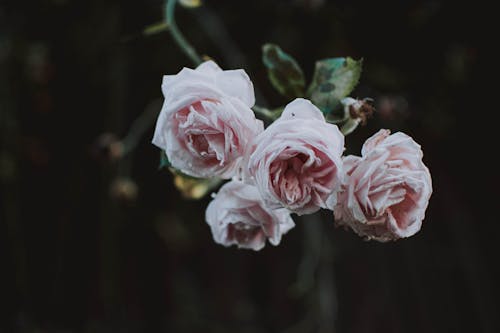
xmin=121 ymin=100 xmax=162 ymax=156
xmin=165 ymin=0 xmax=203 ymax=66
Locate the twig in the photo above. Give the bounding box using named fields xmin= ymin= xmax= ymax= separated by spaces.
xmin=121 ymin=99 xmax=162 ymax=156
xmin=165 ymin=0 xmax=202 ymax=66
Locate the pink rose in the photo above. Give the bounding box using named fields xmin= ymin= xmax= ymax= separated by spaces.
xmin=152 ymin=61 xmax=263 ymax=179
xmin=205 ymin=180 xmax=295 ymax=251
xmin=334 ymin=129 xmax=432 ymax=241
xmin=247 ymin=98 xmax=345 ymax=215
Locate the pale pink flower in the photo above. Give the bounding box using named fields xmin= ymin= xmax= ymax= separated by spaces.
xmin=152 ymin=61 xmax=263 ymax=179
xmin=247 ymin=98 xmax=344 ymax=215
xmin=334 ymin=129 xmax=432 ymax=241
xmin=205 ymin=180 xmax=295 ymax=251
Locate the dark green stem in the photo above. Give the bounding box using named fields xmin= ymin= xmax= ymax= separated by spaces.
xmin=121 ymin=100 xmax=162 ymax=156
xmin=165 ymin=0 xmax=202 ymax=66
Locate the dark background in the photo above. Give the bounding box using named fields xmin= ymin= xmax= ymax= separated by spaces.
xmin=1 ymin=0 xmax=496 ymax=332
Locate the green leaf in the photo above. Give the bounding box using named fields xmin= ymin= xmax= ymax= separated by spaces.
xmin=262 ymin=43 xmax=306 ymax=98
xmin=159 ymin=150 xmax=171 ymax=169
xmin=307 ymin=57 xmax=362 ymax=117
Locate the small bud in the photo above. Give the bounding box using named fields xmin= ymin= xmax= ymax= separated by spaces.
xmin=201 ymin=55 xmax=214 ymax=62
xmin=110 ymin=178 xmax=138 ymax=203
xmin=92 ymin=133 xmax=124 ymax=162
xmin=341 ymin=97 xmax=375 ymax=125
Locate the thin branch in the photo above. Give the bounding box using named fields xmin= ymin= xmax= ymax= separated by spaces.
xmin=165 ymin=0 xmax=202 ymax=66
xmin=121 ymin=99 xmax=162 ymax=156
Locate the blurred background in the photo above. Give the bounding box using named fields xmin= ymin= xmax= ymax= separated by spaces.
xmin=0 ymin=0 xmax=495 ymax=332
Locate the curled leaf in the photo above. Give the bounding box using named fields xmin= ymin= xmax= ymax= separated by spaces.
xmin=262 ymin=43 xmax=306 ymax=98
xmin=308 ymin=57 xmax=362 ymax=118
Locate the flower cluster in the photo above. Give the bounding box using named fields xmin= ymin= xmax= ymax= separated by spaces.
xmin=153 ymin=61 xmax=432 ymax=250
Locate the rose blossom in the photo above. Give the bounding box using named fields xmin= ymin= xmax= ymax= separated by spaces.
xmin=247 ymin=98 xmax=344 ymax=215
xmin=205 ymin=180 xmax=295 ymax=251
xmin=334 ymin=129 xmax=432 ymax=241
xmin=152 ymin=60 xmax=263 ymax=179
